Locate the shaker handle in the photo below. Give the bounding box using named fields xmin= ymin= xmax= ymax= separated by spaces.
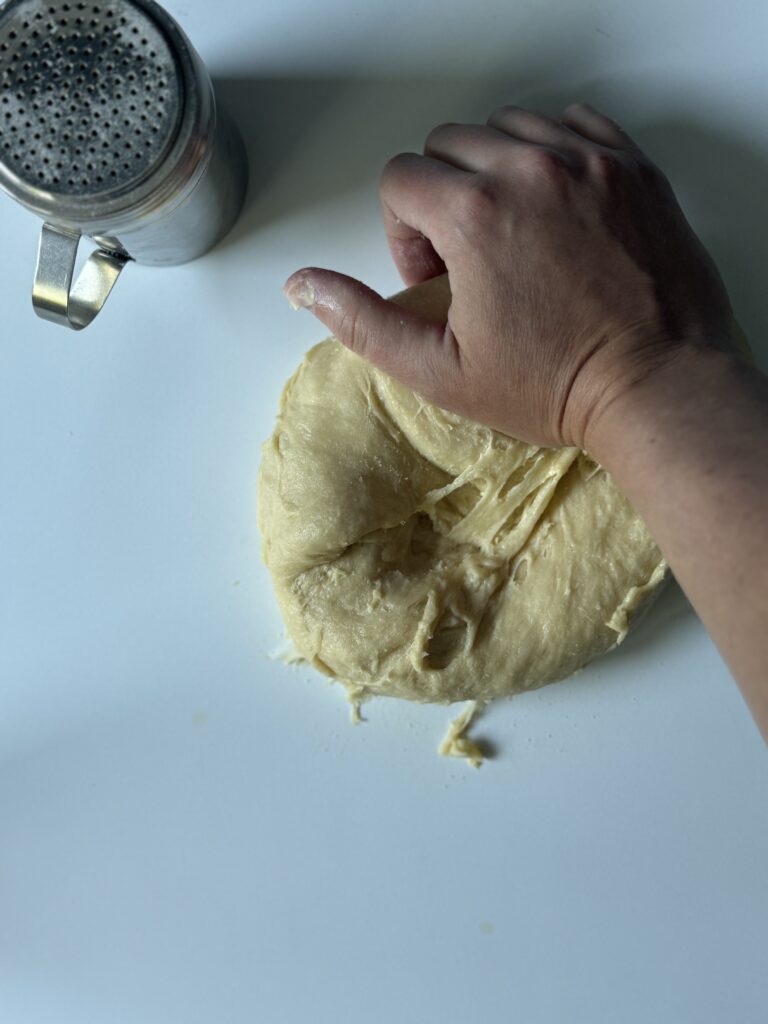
xmin=32 ymin=223 xmax=131 ymax=331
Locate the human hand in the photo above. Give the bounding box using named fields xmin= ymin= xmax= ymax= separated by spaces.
xmin=283 ymin=102 xmax=732 ymax=452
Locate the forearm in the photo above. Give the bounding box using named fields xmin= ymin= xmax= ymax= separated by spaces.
xmin=588 ymin=344 xmax=768 ymax=740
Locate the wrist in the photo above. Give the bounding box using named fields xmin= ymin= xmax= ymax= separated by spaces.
xmin=582 ymin=342 xmax=747 ymax=471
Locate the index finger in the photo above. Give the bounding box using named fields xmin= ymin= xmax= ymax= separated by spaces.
xmin=379 ymin=152 xmax=468 ymax=286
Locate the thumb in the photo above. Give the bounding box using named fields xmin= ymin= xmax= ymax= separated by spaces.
xmin=283 ymin=267 xmax=461 ymax=401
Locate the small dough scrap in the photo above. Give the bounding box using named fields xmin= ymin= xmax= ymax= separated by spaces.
xmin=438 ymin=701 xmax=486 ymax=768
xmin=258 ymin=275 xmax=666 ymax=704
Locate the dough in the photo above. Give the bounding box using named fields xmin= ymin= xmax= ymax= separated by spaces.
xmin=438 ymin=702 xmax=485 ymax=768
xmin=259 ymin=275 xmax=666 ymax=704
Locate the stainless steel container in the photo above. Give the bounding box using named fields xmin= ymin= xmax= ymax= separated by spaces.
xmin=0 ymin=0 xmax=248 ymax=328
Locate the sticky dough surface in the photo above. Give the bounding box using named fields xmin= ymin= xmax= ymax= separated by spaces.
xmin=259 ymin=275 xmax=666 ymax=704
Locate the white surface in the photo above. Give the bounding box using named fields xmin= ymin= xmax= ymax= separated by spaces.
xmin=1 ymin=1 xmax=767 ymax=1022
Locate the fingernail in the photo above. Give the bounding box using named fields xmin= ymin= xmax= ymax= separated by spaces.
xmin=283 ymin=278 xmax=316 ymax=310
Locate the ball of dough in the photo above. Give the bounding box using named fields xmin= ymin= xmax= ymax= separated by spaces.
xmin=259 ymin=275 xmax=666 ymax=704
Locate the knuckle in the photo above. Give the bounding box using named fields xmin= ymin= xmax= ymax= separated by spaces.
xmin=380 ymin=151 xmax=416 ymax=187
xmin=586 ymin=149 xmax=624 ymax=183
xmin=455 ymin=177 xmax=500 ymax=230
xmin=522 ymin=145 xmax=568 ymax=180
xmin=425 ymin=121 xmax=459 ymax=148
xmin=563 ymin=101 xmax=593 ymax=118
xmin=487 ymin=102 xmax=521 ymax=124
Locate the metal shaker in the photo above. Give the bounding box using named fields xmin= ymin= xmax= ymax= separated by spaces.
xmin=0 ymin=0 xmax=248 ymax=329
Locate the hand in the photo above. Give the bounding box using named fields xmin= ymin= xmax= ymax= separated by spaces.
xmin=283 ymin=102 xmax=733 ymax=452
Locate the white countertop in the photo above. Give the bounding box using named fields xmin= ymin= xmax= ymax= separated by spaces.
xmin=1 ymin=2 xmax=766 ymax=1022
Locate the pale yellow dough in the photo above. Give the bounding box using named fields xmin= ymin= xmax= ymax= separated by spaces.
xmin=259 ymin=275 xmax=666 ymax=704
xmin=439 ymin=702 xmax=485 ymax=768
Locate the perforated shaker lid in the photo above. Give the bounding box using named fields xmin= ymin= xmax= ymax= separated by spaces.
xmin=0 ymin=0 xmax=183 ymax=198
